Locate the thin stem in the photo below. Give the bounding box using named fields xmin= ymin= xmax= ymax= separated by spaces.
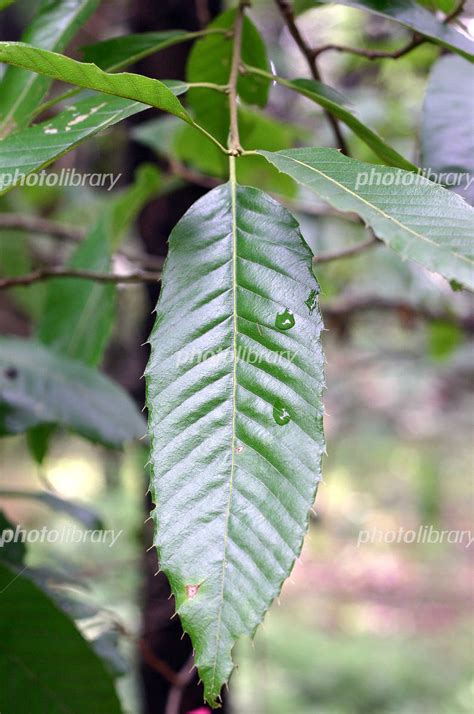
xmin=164 ymin=654 xmax=197 ymax=714
xmin=274 ymin=0 xmax=349 ymax=154
xmin=313 ymin=235 xmax=379 ymax=263
xmin=0 ymin=267 xmax=161 ymax=289
xmin=191 ymin=119 xmax=230 ymax=154
xmin=227 ymin=1 xmax=248 ymax=154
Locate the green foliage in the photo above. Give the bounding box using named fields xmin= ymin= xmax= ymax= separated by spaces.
xmin=0 ymin=562 xmax=124 ymax=714
xmin=0 ymin=0 xmax=100 ymax=136
xmin=0 ymin=0 xmax=472 ymax=707
xmin=0 ymin=337 xmax=145 ymax=446
xmin=0 ymin=42 xmax=191 ymax=121
xmin=146 ymin=181 xmax=325 ymax=705
xmin=186 ymin=8 xmax=270 ymax=143
xmin=259 ymin=148 xmax=474 ymax=290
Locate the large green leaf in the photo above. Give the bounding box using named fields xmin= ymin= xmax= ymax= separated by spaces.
xmin=421 ymin=55 xmax=474 ymax=206
xmin=258 ymin=148 xmax=474 ymax=290
xmin=0 ymin=337 xmax=145 ymax=446
xmin=0 ymin=0 xmax=100 ymax=136
xmin=0 ymin=42 xmax=191 ymax=122
xmin=296 ymin=0 xmax=474 ymax=62
xmin=267 ymin=75 xmax=417 ymax=171
xmin=0 ymin=88 xmax=185 ymax=197
xmin=37 ymin=165 xmax=161 ymax=366
xmin=0 ymin=562 xmax=123 ymax=714
xmin=82 ymin=29 xmax=203 ymax=71
xmin=186 ymin=8 xmax=270 ymax=144
xmin=146 ymin=181 xmax=325 ymax=706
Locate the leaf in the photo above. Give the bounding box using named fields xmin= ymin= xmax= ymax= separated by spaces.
xmin=26 ymin=423 xmax=55 ymax=464
xmin=295 ymin=0 xmax=474 ymax=61
xmin=277 ymin=77 xmax=418 ymax=171
xmin=0 ymin=562 xmax=124 ymax=714
xmin=0 ymin=0 xmax=16 ymax=10
xmin=0 ymin=88 xmax=185 ymax=198
xmin=421 ymin=55 xmax=474 ymax=205
xmin=258 ymin=148 xmax=474 ymax=290
xmin=186 ymin=8 xmax=270 ymax=143
xmin=0 ymin=336 xmax=145 ymax=447
xmin=82 ymin=29 xmax=201 ymax=71
xmin=0 ymin=42 xmax=191 ymax=122
xmin=0 ymin=490 xmax=104 ymax=529
xmin=37 ymin=165 xmax=161 ymax=366
xmin=146 ymin=182 xmax=325 ymax=706
xmin=0 ymin=0 xmax=100 ymax=136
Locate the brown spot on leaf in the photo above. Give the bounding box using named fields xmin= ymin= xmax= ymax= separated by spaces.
xmin=186 ymin=584 xmax=200 ymax=599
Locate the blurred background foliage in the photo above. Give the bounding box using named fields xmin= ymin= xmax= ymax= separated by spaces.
xmin=0 ymin=0 xmax=473 ymax=712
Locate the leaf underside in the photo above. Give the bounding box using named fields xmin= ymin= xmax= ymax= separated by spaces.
xmin=146 ymin=183 xmax=325 ymax=705
xmin=259 ymin=148 xmax=474 ymax=290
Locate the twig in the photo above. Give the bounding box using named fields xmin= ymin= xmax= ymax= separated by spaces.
xmin=314 ymin=235 xmax=379 ymax=263
xmin=312 ymin=0 xmax=466 ymax=60
xmin=164 ymin=654 xmax=197 ymax=714
xmin=274 ymin=0 xmax=349 ymax=154
xmin=313 ymin=35 xmax=424 ymax=60
xmin=228 ymin=1 xmax=248 ymax=155
xmin=0 ymin=267 xmax=161 ymax=289
xmin=322 ymin=295 xmax=474 ymax=332
xmin=0 ymin=213 xmax=165 ymax=270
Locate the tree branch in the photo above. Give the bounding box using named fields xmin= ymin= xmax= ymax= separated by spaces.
xmin=0 ymin=267 xmax=161 ymax=289
xmin=312 ymin=0 xmax=466 ymax=60
xmin=164 ymin=654 xmax=197 ymax=714
xmin=0 ymin=213 xmax=165 ymax=271
xmin=322 ymin=295 xmax=474 ymax=333
xmin=314 ymin=234 xmax=379 ymax=263
xmin=228 ymin=1 xmax=248 ymax=154
xmin=274 ymin=0 xmax=349 ymax=154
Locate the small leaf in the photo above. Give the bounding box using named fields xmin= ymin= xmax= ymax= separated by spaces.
xmin=0 ymin=0 xmax=100 ymax=136
xmin=26 ymin=423 xmax=55 ymax=464
xmin=82 ymin=30 xmax=199 ymax=71
xmin=186 ymin=8 xmax=270 ymax=143
xmin=296 ymin=0 xmax=474 ymax=62
xmin=259 ymin=148 xmax=474 ymax=290
xmin=0 ymin=42 xmax=191 ymax=122
xmin=0 ymin=336 xmax=145 ymax=447
xmin=421 ymin=55 xmax=474 ymax=205
xmin=146 ymin=183 xmax=325 ymax=705
xmin=0 ymin=562 xmax=124 ymax=714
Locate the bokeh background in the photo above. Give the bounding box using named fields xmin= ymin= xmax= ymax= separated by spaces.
xmin=1 ymin=1 xmax=473 ymax=712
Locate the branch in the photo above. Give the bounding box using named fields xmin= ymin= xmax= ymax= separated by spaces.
xmin=314 ymin=235 xmax=379 ymax=263
xmin=0 ymin=213 xmax=165 ymax=271
xmin=164 ymin=654 xmax=197 ymax=714
xmin=274 ymin=0 xmax=349 ymax=154
xmin=322 ymin=295 xmax=474 ymax=332
xmin=313 ymin=0 xmax=466 ymax=60
xmin=313 ymin=35 xmax=424 ymax=60
xmin=0 ymin=267 xmax=161 ymax=289
xmin=228 ymin=1 xmax=248 ymax=154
